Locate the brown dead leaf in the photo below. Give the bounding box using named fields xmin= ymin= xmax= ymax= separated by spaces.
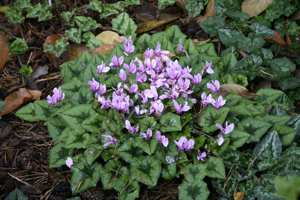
xmin=0 ymin=33 xmax=13 ymax=71
xmin=264 ymin=31 xmax=300 ymax=55
xmin=0 ymin=88 xmax=42 ymax=116
xmin=0 ymin=6 xmax=11 ymax=12
xmin=62 ymin=43 xmax=92 ymax=62
xmin=137 ymin=17 xmax=178 ymax=34
xmin=220 ymin=83 xmax=258 ymax=99
xmin=43 ymin=34 xmax=65 ymax=62
xmin=94 ymin=31 xmax=124 ymax=45
xmin=289 ymin=9 xmax=300 ymax=21
xmin=241 ymin=0 xmax=273 ymax=18
xmin=91 ymin=39 xmax=120 ymax=55
xmin=233 ymin=191 xmax=245 ymax=200
xmin=196 ymin=0 xmax=216 ymax=23
xmin=158 ymin=7 xmax=183 ymax=21
xmin=176 ymin=0 xmax=188 ymax=14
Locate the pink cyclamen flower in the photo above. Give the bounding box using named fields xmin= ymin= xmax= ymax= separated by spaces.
xmin=66 ymin=157 xmax=73 ymax=168
xmin=123 ymin=37 xmax=135 ymax=55
xmin=216 ymin=121 xmax=234 ymax=146
xmin=197 ymin=149 xmax=206 ymax=161
xmin=207 ymin=80 xmax=220 ymax=93
xmin=110 ymin=55 xmax=124 ymax=68
xmin=213 ymin=95 xmax=226 ymax=110
xmin=139 ymin=129 xmax=152 ymax=140
xmin=49 ymin=0 xmax=51 ymax=5
xmin=88 ymin=77 xmax=100 ymax=92
xmin=102 ymin=135 xmax=117 ymax=148
xmin=178 ymin=39 xmax=189 ymax=58
xmin=95 ymin=84 xmax=106 ymax=97
xmin=193 ymin=73 xmax=202 ymax=85
xmin=98 ymin=96 xmax=111 ymax=110
xmin=134 ymin=105 xmax=147 ymax=115
xmin=149 ymin=100 xmax=164 ymax=116
xmin=201 ymin=92 xmax=209 ymax=107
xmin=97 ymin=61 xmax=110 ymax=74
xmin=184 ymin=139 xmax=195 ymax=151
xmin=124 ymin=83 xmax=138 ymax=94
xmin=202 ymin=61 xmax=214 ymax=74
xmin=173 ymin=99 xmax=190 ymax=114
xmin=174 ymin=136 xmax=195 ymax=151
xmin=156 ymin=131 xmax=169 ymax=147
xmin=119 ymin=69 xmax=127 ymax=82
xmin=123 ymin=60 xmax=137 ymax=74
xmin=144 ymin=86 xmax=158 ymax=100
xmin=125 ymin=120 xmax=139 ymax=134
xmin=47 ymin=87 xmax=65 ymax=105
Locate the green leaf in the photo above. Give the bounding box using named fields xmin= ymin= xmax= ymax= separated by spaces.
xmin=114 ymin=2 xmax=126 ymax=11
xmin=265 ymin=0 xmax=296 ymax=22
xmin=230 ymin=103 xmax=261 ymax=117
xmin=38 ymin=11 xmax=53 ymax=21
xmin=183 ymin=39 xmax=199 ymax=56
xmin=112 ymin=12 xmax=137 ymax=37
xmin=5 ymin=188 xmax=28 ymax=200
xmin=183 ymin=163 xmax=207 ymax=183
xmin=160 ymin=113 xmax=182 ymax=132
xmin=86 ymin=38 xmax=102 ymax=51
xmin=251 ymin=48 xmax=273 ymax=65
xmin=66 ymin=28 xmax=82 ymax=44
xmin=225 ymin=129 xmax=250 ymax=150
xmin=254 ymin=185 xmax=284 ymax=200
xmin=238 ymin=117 xmax=272 ymax=142
xmin=161 ymin=163 xmax=177 ymax=180
xmin=135 ymin=130 xmax=159 ymax=155
xmin=74 ymin=16 xmax=101 ymax=32
xmin=206 ymin=157 xmax=226 ymax=179
xmin=99 ymin=160 xmax=123 ymax=189
xmin=257 ymin=158 xmax=276 ymax=171
xmin=269 ymin=124 xmax=296 ymax=145
xmin=117 ymin=138 xmax=144 ymax=163
xmin=4 ymin=9 xmax=24 ymax=24
xmin=81 ymin=31 xmax=95 ymax=42
xmin=65 ymin=128 xmax=91 ymax=149
xmin=200 ymin=16 xmax=226 ymax=37
xmin=34 ymin=100 xmax=56 ymax=121
xmin=194 ymin=135 xmax=206 ymax=149
xmin=61 ymin=104 xmax=96 ymax=129
xmin=250 ymin=23 xmax=274 ymax=38
xmin=233 ymin=54 xmax=263 ymax=81
xmin=131 ymin=156 xmax=161 ymax=186
xmin=218 ymin=29 xmax=241 ymax=48
xmin=60 ymin=77 xmax=82 ymax=97
xmin=186 ymin=0 xmax=204 ymax=17
xmin=86 ymin=0 xmax=102 ymax=13
xmin=199 ymin=105 xmax=230 ymax=133
xmin=279 ymin=77 xmax=300 ymax=90
xmin=47 ymin=117 xmax=68 ymax=141
xmin=7 ymin=38 xmax=28 ymax=56
xmin=154 ymin=140 xmax=178 ymax=165
xmin=239 ymin=149 xmax=254 ymax=169
xmin=254 ymin=88 xmax=284 ymax=105
xmin=82 ymin=113 xmax=106 ymax=133
xmin=18 ymin=65 xmax=33 ymax=77
xmin=165 ymin=25 xmax=187 ymax=46
xmin=237 ymin=35 xmax=265 ymax=53
xmin=15 ymin=103 xmax=38 ymax=121
xmin=49 ymin=142 xmax=74 ymax=168
xmin=60 ymin=60 xmax=85 ymax=82
xmin=263 ymin=115 xmax=291 ymax=126
xmin=158 ymin=0 xmax=176 ymax=9
xmin=214 ymin=0 xmax=241 ymax=16
xmin=71 ymin=158 xmax=102 ymax=193
xmin=286 ymin=115 xmax=300 ymax=141
xmin=70 ymin=85 xmax=94 ymax=105
xmin=227 ymin=11 xmax=250 ymax=21
xmin=44 ymin=38 xmax=69 ymax=58
xmin=100 ymin=4 xmax=119 ymax=18
xmin=220 ymin=149 xmax=241 ymax=168
xmin=253 ymin=131 xmax=282 ymax=161
xmin=262 ymin=58 xmax=296 ymax=81
xmin=125 ymin=0 xmax=140 ymax=6
xmin=134 ymin=33 xmax=151 ymax=50
xmin=196 ymin=42 xmax=217 ymax=56
xmin=60 ymin=8 xmax=79 ymax=26
xmin=178 ymin=179 xmax=210 ymax=200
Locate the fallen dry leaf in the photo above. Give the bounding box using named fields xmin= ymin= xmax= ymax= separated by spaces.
xmin=91 ymin=39 xmax=120 ymax=55
xmin=137 ymin=17 xmax=178 ymax=34
xmin=196 ymin=0 xmax=216 ymax=23
xmin=0 ymin=88 xmax=42 ymax=116
xmin=0 ymin=33 xmax=13 ymax=71
xmin=241 ymin=0 xmax=273 ymax=18
xmin=233 ymin=191 xmax=245 ymax=200
xmin=43 ymin=34 xmax=65 ymax=62
xmin=289 ymin=9 xmax=300 ymax=21
xmin=264 ymin=31 xmax=300 ymax=55
xmin=220 ymin=83 xmax=258 ymax=99
xmin=94 ymin=31 xmax=124 ymax=45
xmin=62 ymin=43 xmax=92 ymax=62
xmin=176 ymin=0 xmax=188 ymax=14
xmin=0 ymin=6 xmax=11 ymax=12
xmin=158 ymin=7 xmax=183 ymax=21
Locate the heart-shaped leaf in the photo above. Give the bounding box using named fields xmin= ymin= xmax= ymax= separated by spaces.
xmin=160 ymin=113 xmax=181 ymax=132
xmin=178 ymin=179 xmax=210 ymax=200
xmin=117 ymin=138 xmax=144 ymax=163
xmin=49 ymin=142 xmax=74 ymax=168
xmin=206 ymin=157 xmax=226 ymax=179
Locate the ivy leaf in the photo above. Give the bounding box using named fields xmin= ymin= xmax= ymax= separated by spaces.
xmin=178 ymin=179 xmax=210 ymax=200
xmin=160 ymin=113 xmax=181 ymax=132
xmin=183 ymin=163 xmax=207 ymax=183
xmin=165 ymin=25 xmax=187 ymax=47
xmin=183 ymin=39 xmax=199 ymax=56
xmin=60 ymin=78 xmax=82 ymax=97
xmin=4 ymin=9 xmax=24 ymax=24
xmin=112 ymin=12 xmax=137 ymax=37
xmin=269 ymin=124 xmax=296 ymax=145
xmin=47 ymin=117 xmax=68 ymax=141
xmin=239 ymin=149 xmax=254 ymax=169
xmin=81 ymin=31 xmax=95 ymax=43
xmin=60 ymin=8 xmax=80 ymax=26
xmin=254 ymin=88 xmax=284 ymax=105
xmin=186 ymin=0 xmax=204 ymax=17
xmin=263 ymin=115 xmax=291 ymax=126
xmin=225 ymin=129 xmax=250 ymax=150
xmin=70 ymin=158 xmax=102 ymax=193
xmin=117 ymin=138 xmax=144 ymax=163
xmin=5 ymin=188 xmax=28 ymax=200
xmin=7 ymin=38 xmax=28 ymax=56
xmin=18 ymin=65 xmax=33 ymax=78
xmin=233 ymin=54 xmax=263 ymax=81
xmin=161 ymin=163 xmax=177 ymax=180
xmin=134 ymin=33 xmax=151 ymax=50
xmin=220 ymin=149 xmax=241 ymax=168
xmin=253 ymin=131 xmax=282 ymax=161
xmin=199 ymin=105 xmax=230 ymax=133
xmin=99 ymin=160 xmax=122 ymax=189
xmin=82 ymin=113 xmax=106 ymax=133
xmin=226 ymin=11 xmax=250 ymax=21
xmin=200 ymin=16 xmax=226 ymax=37
xmin=49 ymin=142 xmax=74 ymax=168
xmin=70 ymin=85 xmax=94 ymax=106
xmin=131 ymin=156 xmax=161 ymax=186
xmin=158 ymin=0 xmax=176 ymax=9
xmin=218 ymin=29 xmax=241 ymax=48
xmin=237 ymin=35 xmax=265 ymax=53
xmin=34 ymin=100 xmax=56 ymax=121
xmin=250 ymin=23 xmax=274 ymax=38
xmin=100 ymin=5 xmax=119 ymax=18
xmin=66 ymin=28 xmax=82 ymax=44
xmin=135 ymin=131 xmax=159 ymax=155
xmin=251 ymin=47 xmax=273 ymax=65
xmin=257 ymin=158 xmax=276 ymax=171
xmin=262 ymin=57 xmax=296 ymax=81
xmin=38 ymin=11 xmax=53 ymax=22
xmin=65 ymin=128 xmax=91 ymax=149
xmin=214 ymin=0 xmax=241 ymax=16
xmin=238 ymin=117 xmax=272 ymax=142
xmin=279 ymin=77 xmax=300 ymax=90
xmin=61 ymin=104 xmax=96 ymax=129
xmin=86 ymin=38 xmax=102 ymax=51
xmin=206 ymin=157 xmax=226 ymax=179
xmin=44 ymin=38 xmax=69 ymax=58
xmin=60 ymin=60 xmax=85 ymax=82
xmin=74 ymin=16 xmax=101 ymax=32
xmin=86 ymin=0 xmax=102 ymax=13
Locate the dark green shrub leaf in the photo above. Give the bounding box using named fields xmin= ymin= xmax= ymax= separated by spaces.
xmin=279 ymin=77 xmax=300 ymax=90
xmin=218 ymin=29 xmax=241 ymax=48
xmin=183 ymin=163 xmax=207 ymax=183
xmin=65 ymin=128 xmax=91 ymax=149
xmin=160 ymin=113 xmax=181 ymax=132
xmin=269 ymin=124 xmax=296 ymax=145
xmin=200 ymin=16 xmax=226 ymax=37
xmin=135 ymin=130 xmax=159 ymax=155
xmin=233 ymin=54 xmax=263 ymax=81
xmin=206 ymin=157 xmax=226 ymax=179
xmin=5 ymin=188 xmax=28 ymax=200
xmin=49 ymin=142 xmax=74 ymax=168
xmin=178 ymin=179 xmax=210 ymax=200
xmin=117 ymin=138 xmax=144 ymax=163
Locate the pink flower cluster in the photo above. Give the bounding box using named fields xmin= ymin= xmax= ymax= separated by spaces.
xmin=216 ymin=121 xmax=234 ymax=146
xmin=174 ymin=136 xmax=195 ymax=152
xmin=47 ymin=87 xmax=65 ymax=105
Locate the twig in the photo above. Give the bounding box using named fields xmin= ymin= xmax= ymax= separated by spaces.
xmin=13 ymin=131 xmax=51 ymax=140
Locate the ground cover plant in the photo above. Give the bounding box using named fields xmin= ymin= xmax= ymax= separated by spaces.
xmin=0 ymin=0 xmax=300 ymax=200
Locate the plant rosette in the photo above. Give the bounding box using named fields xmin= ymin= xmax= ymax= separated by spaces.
xmin=15 ymin=26 xmax=298 ymax=200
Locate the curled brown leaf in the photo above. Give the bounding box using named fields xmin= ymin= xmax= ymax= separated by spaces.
xmin=220 ymin=83 xmax=258 ymax=99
